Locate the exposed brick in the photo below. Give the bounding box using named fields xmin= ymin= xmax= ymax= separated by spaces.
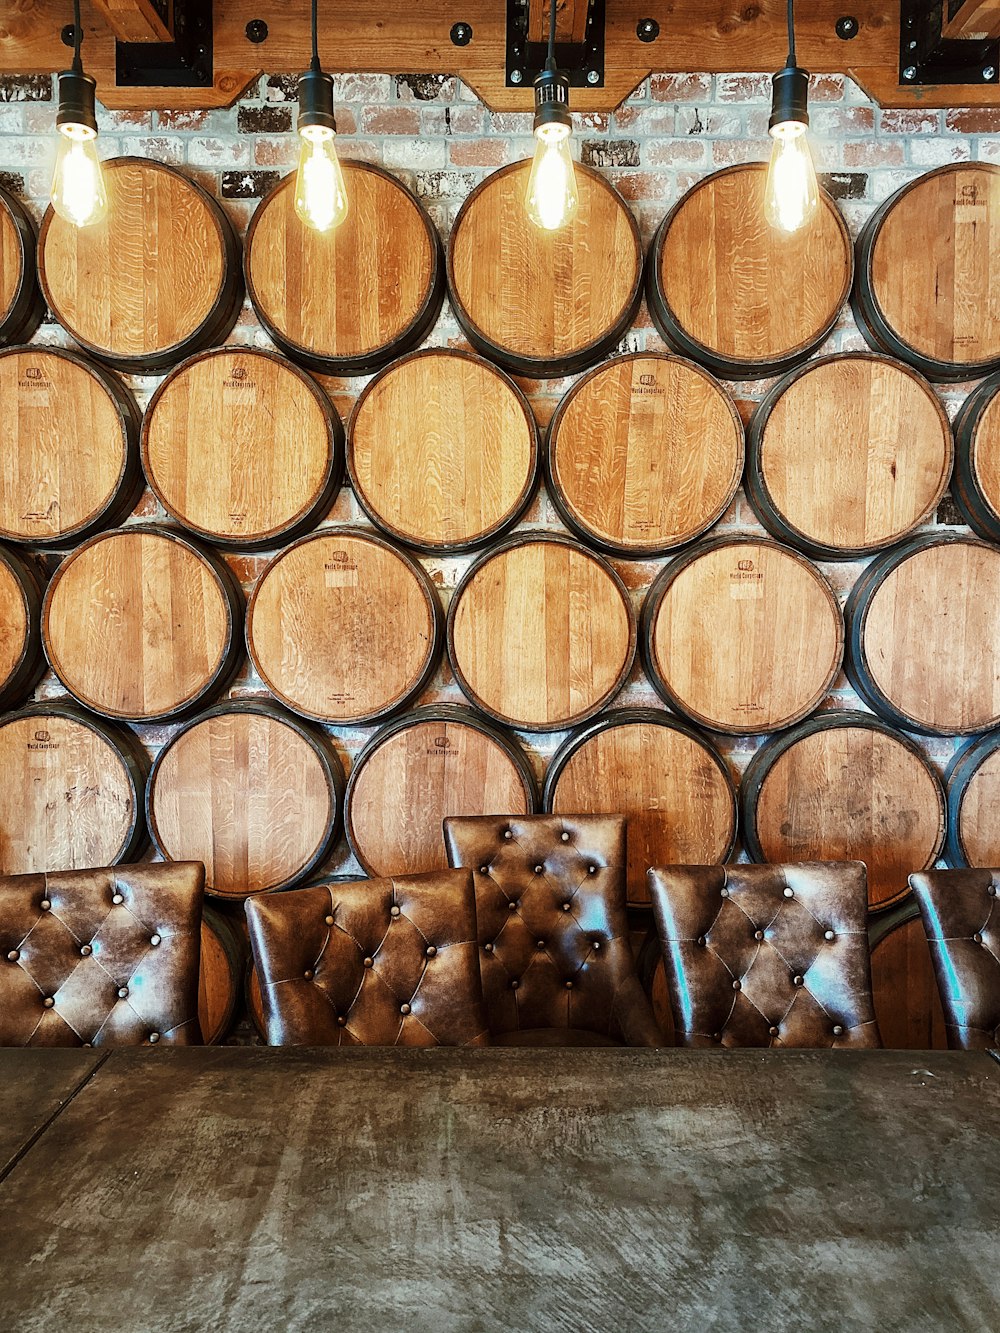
xmin=448 ymin=138 xmax=510 ymax=168
xmin=119 ymin=136 xmax=185 ymax=163
xmin=412 ymin=170 xmax=477 ymax=200
xmin=716 ymin=74 xmax=772 ymax=103
xmin=382 ymin=137 xmax=447 ymax=169
xmin=604 ymin=170 xmax=674 ymax=202
xmin=360 ymin=106 xmax=421 ymax=135
xmin=650 ymin=73 xmax=712 ymax=103
xmin=265 ymin=75 xmax=299 ymax=103
xmin=676 ymin=106 xmax=742 ymax=136
xmin=936 ymin=493 xmax=967 ymax=527
xmin=945 ymin=108 xmax=1000 ymax=134
xmin=253 ymin=137 xmax=299 ymax=168
xmin=810 ymin=106 xmax=876 ymax=137
xmin=188 ymin=137 xmax=251 ymax=166
xmin=0 ymin=171 xmax=25 ymax=196
xmin=334 ymin=74 xmax=393 ymax=102
xmin=909 ymin=137 xmax=972 ymax=166
xmin=819 ymin=171 xmax=867 ymax=201
xmin=646 ymin=138 xmax=709 ymax=167
xmin=842 ymin=140 xmax=905 ymax=167
xmin=156 ymin=109 xmax=211 ymax=130
xmin=238 ymin=105 xmax=292 ymax=134
xmin=221 ymin=170 xmax=282 ymax=199
xmin=880 ymin=108 xmax=941 ymax=134
xmin=394 ymin=74 xmax=456 ymax=101
xmin=574 ymin=112 xmax=611 ymax=132
xmin=581 ymin=139 xmax=640 ymax=168
xmin=809 ymin=75 xmax=847 ymax=103
xmin=0 ymin=75 xmax=51 ymax=102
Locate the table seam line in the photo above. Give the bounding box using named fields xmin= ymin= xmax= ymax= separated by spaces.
xmin=0 ymin=1050 xmax=112 ymax=1188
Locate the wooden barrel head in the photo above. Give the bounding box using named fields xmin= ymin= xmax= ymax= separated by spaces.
xmin=870 ymin=903 xmax=948 ymax=1050
xmin=746 ymin=353 xmax=953 ymax=559
xmin=0 ymin=703 xmax=148 ymax=874
xmin=199 ymin=907 xmax=248 ymax=1045
xmin=0 ymin=347 xmax=142 ymax=546
xmin=345 ymin=705 xmax=537 ymax=878
xmin=447 ymin=534 xmax=636 ymax=732
xmin=42 ymin=525 xmax=244 ymax=722
xmin=545 ymin=353 xmax=744 ymax=557
xmin=37 ymin=157 xmax=242 ymax=372
xmin=846 ymin=535 xmax=1000 ymax=735
xmin=945 ymin=730 xmax=1000 ymax=867
xmin=741 ymin=711 xmax=946 ymax=912
xmin=952 ymin=373 xmax=1000 ymax=542
xmin=647 ymin=164 xmax=852 ymax=379
xmin=543 ymin=709 xmax=737 ymax=909
xmin=0 ymin=188 xmax=44 ymax=347
xmin=0 ymin=545 xmax=44 ymax=711
xmin=642 ymin=537 xmax=843 ymax=735
xmin=854 ymin=164 xmax=1000 ymax=381
xmin=247 ymin=529 xmax=443 ymax=725
xmin=141 ymin=347 xmax=343 ymax=549
xmin=245 ymin=163 xmax=444 ymax=376
xmin=447 ymin=161 xmax=643 ymax=378
xmin=147 ymin=701 xmax=345 ymax=899
xmin=348 ymin=349 xmax=539 ymax=553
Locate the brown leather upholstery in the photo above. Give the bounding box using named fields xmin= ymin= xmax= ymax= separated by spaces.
xmin=647 ymin=862 xmax=882 ymax=1049
xmin=909 ymin=868 xmax=1000 ymax=1050
xmin=0 ymin=862 xmax=204 ymax=1047
xmin=244 ymin=870 xmax=490 ymax=1046
xmin=443 ymin=814 xmax=662 ymax=1047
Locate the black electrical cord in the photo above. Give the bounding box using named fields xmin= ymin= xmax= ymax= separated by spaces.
xmin=72 ymin=0 xmax=83 ymax=74
xmin=786 ymin=0 xmax=796 ymax=68
xmin=546 ymin=0 xmax=557 ymax=72
xmin=311 ymin=0 xmax=320 ymax=73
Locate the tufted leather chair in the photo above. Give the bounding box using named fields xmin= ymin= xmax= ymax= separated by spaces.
xmin=443 ymin=814 xmax=662 ymax=1047
xmin=244 ymin=870 xmax=490 ymax=1046
xmin=909 ymin=868 xmax=1000 ymax=1050
xmin=0 ymin=862 xmax=205 ymax=1047
xmin=646 ymin=862 xmax=882 ymax=1049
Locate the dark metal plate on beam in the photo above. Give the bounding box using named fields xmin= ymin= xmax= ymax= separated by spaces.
xmin=117 ymin=0 xmax=213 ymax=87
xmin=900 ymin=0 xmax=998 ymax=85
xmin=506 ymin=0 xmax=605 ymax=89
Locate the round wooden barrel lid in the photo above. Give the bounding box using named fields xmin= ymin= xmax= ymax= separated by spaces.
xmin=37 ymin=157 xmax=243 ymax=373
xmin=0 ymin=187 xmax=44 ymax=347
xmin=199 ymin=906 xmax=248 ymax=1045
xmin=545 ymin=353 xmax=744 ymax=558
xmin=543 ymin=708 xmax=737 ymax=909
xmin=447 ymin=160 xmax=643 ymax=378
xmin=635 ymin=935 xmax=677 ymax=1045
xmin=846 ymin=534 xmax=1000 ymax=735
xmin=853 ymin=163 xmax=1000 ymax=381
xmin=246 ymin=528 xmax=443 ymax=725
xmin=646 ymin=163 xmax=853 ymax=379
xmin=42 ymin=524 xmax=245 ymax=722
xmin=141 ymin=346 xmax=343 ymax=550
xmin=0 ymin=346 xmax=143 ymax=546
xmin=0 ymin=702 xmax=149 ymax=875
xmin=147 ymin=700 xmax=345 ymax=899
xmin=447 ymin=533 xmax=636 ymax=732
xmin=348 ymin=349 xmax=539 ymax=553
xmin=740 ymin=710 xmax=946 ymax=912
xmin=0 ymin=544 xmax=45 ymax=712
xmin=245 ymin=163 xmax=444 ymax=376
xmin=641 ymin=537 xmax=843 ymax=735
xmin=869 ymin=901 xmax=947 ymax=1050
xmin=745 ymin=353 xmax=953 ymax=560
xmin=952 ymin=372 xmax=1000 ymax=541
xmin=345 ymin=704 xmax=537 ymax=878
xmin=945 ymin=729 xmax=1000 ymax=867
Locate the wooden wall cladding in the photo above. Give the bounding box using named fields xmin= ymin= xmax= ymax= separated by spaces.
xmin=543 ymin=709 xmax=737 ymax=909
xmin=952 ymin=372 xmax=1000 ymax=542
xmin=945 ymin=730 xmax=1000 ymax=867
xmin=147 ymin=701 xmax=345 ymax=900
xmin=246 ymin=529 xmax=443 ymax=726
xmin=447 ymin=161 xmax=643 ymax=379
xmin=0 ymin=703 xmax=148 ymax=875
xmin=42 ymin=525 xmax=244 ymax=722
xmin=245 ymin=163 xmax=444 ymax=377
xmin=641 ymin=537 xmax=844 ymax=735
xmin=0 ymin=187 xmax=44 ymax=349
xmin=545 ymin=353 xmax=744 ymax=558
xmin=0 ymin=545 xmax=44 ymax=713
xmin=345 ymin=705 xmax=537 ymax=879
xmin=846 ymin=535 xmax=1000 ymax=736
xmin=869 ymin=903 xmax=948 ymax=1050
xmin=348 ymin=349 xmax=539 ymax=553
xmin=853 ymin=164 xmax=1000 ymax=382
xmin=745 ymin=353 xmax=953 ymax=560
xmin=37 ymin=158 xmax=243 ymax=373
xmin=141 ymin=347 xmax=343 ymax=550
xmin=741 ymin=711 xmax=947 ymax=913
xmin=646 ymin=164 xmax=853 ymax=380
xmin=447 ymin=534 xmax=636 ymax=732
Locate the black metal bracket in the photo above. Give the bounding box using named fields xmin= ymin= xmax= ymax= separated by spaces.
xmin=899 ymin=0 xmax=998 ymax=86
xmin=116 ymin=0 xmax=213 ymax=88
xmin=506 ymin=0 xmax=605 ymax=89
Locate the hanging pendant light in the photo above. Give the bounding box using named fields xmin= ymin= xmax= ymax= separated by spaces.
xmin=295 ymin=0 xmax=349 ymax=232
xmin=525 ymin=0 xmax=579 ymax=231
xmin=51 ymin=0 xmax=107 ymax=228
xmin=764 ymin=0 xmax=819 ymax=233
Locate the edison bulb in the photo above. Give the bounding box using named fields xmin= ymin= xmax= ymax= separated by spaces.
xmin=525 ymin=122 xmax=579 ymax=231
xmin=764 ymin=120 xmax=819 ymax=233
xmin=50 ymin=124 xmax=107 ymax=229
xmin=294 ymin=125 xmax=348 ymax=232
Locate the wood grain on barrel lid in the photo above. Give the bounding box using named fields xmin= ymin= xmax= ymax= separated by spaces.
xmin=0 ymin=189 xmax=42 ymax=346
xmin=142 ymin=346 xmax=342 ymax=547
xmin=946 ymin=731 xmax=1000 ymax=867
xmin=348 ymin=349 xmax=538 ymax=552
xmin=643 ymin=537 xmax=843 ymax=735
xmin=870 ymin=903 xmax=948 ymax=1051
xmin=247 ymin=529 xmax=442 ymax=724
xmin=199 ymin=908 xmax=247 ymax=1045
xmin=546 ymin=353 xmax=744 ymax=556
xmin=0 ymin=554 xmax=30 ymax=695
xmin=447 ymin=534 xmax=636 ymax=732
xmin=955 ymin=376 xmax=1000 ymax=538
xmin=0 ymin=194 xmax=23 ymax=317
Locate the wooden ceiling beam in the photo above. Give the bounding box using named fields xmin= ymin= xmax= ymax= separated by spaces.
xmin=527 ymin=0 xmax=591 ymax=46
xmin=942 ymin=1 xmax=1000 ymax=40
xmin=89 ymin=0 xmax=173 ymax=44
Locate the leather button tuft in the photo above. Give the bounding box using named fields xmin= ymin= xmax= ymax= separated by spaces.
xmin=325 ymin=915 xmax=334 ymax=926
xmin=696 ymin=936 xmax=706 ymax=947
xmin=390 ymin=905 xmax=401 ymax=918
xmin=425 ymin=946 xmax=437 ymax=958
xmin=80 ymin=944 xmax=92 ymax=957
xmin=713 ymin=1032 xmax=722 ymax=1041
xmin=824 ymin=930 xmax=835 ymax=941
xmin=720 ymin=887 xmax=729 ymax=898
xmin=479 ymin=865 xmax=489 ymax=874
xmin=400 ymin=1003 xmax=411 ymax=1015
xmin=484 ymin=942 xmax=494 ymax=953
xmin=40 ymin=899 xmax=51 ymax=911
xmin=149 ymin=1032 xmax=160 ymax=1044
xmin=732 ymin=980 xmax=741 ymax=991
xmin=989 ymin=885 xmax=997 ymax=897
xmin=337 ymin=1016 xmax=346 ymax=1026
xmin=588 ymin=865 xmax=598 ymax=875
xmin=754 ymin=930 xmax=764 ymax=941
xmin=304 ymin=969 xmax=314 ymax=980
xmin=975 ymin=933 xmax=984 ymax=944
xmin=503 ymin=829 xmax=513 ymax=840
xmin=832 ymin=1024 xmax=844 ymax=1036
xmin=534 ymin=865 xmax=543 ymax=875
xmin=118 ymin=987 xmax=129 ymax=999
xmin=783 ymin=887 xmax=794 ymax=898
xmin=43 ymin=997 xmax=55 ymax=1008
xmin=508 ymin=901 xmax=518 ymax=911
xmin=111 ymin=893 xmax=124 ymax=905
xmin=150 ymin=935 xmax=161 ymax=947
xmin=536 ymin=940 xmax=546 ymax=949
xmin=363 ymin=957 xmax=374 ymax=968
xmin=562 ymin=901 xmax=571 ymax=912
xmin=769 ymin=1025 xmax=779 ymax=1036
xmin=792 ymin=975 xmax=804 ymax=987
xmin=592 ymin=940 xmax=601 ymax=950
xmin=565 ymin=980 xmax=574 ymax=989
xmin=7 ymin=950 xmax=19 ymax=962
xmin=83 ymin=1042 xmax=92 ymax=1048
xmin=560 ymin=831 xmax=570 ymax=841
xmin=510 ymin=980 xmax=520 ymax=990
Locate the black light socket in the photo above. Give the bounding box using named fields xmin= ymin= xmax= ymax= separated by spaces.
xmin=532 ymin=63 xmax=571 ymax=134
xmin=297 ymin=66 xmax=337 ymax=135
xmin=56 ymin=67 xmax=98 ymax=134
xmin=769 ymin=64 xmax=810 ymax=132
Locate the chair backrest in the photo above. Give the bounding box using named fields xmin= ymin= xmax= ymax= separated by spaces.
xmin=443 ymin=814 xmax=661 ymax=1045
xmin=0 ymin=862 xmax=204 ymax=1047
xmin=647 ymin=862 xmax=881 ymax=1049
xmin=244 ymin=869 xmax=489 ymax=1046
xmin=909 ymin=867 xmax=1000 ymax=1050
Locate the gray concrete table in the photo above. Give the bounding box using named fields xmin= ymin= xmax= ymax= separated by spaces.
xmin=0 ymin=1047 xmax=102 ymax=1180
xmin=1 ymin=1047 xmax=998 ymax=1332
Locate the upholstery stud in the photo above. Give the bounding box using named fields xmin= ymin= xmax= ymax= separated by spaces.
xmin=509 ymin=900 xmax=518 ymax=911
xmin=697 ymin=936 xmax=706 ymax=947
xmin=713 ymin=1031 xmax=722 ymax=1041
xmin=363 ymin=957 xmax=374 ymax=968
xmin=479 ymin=865 xmax=489 ymax=874
xmin=118 ymin=987 xmax=129 ymax=999
xmin=792 ymin=975 xmax=804 ymax=987
xmin=150 ymin=934 xmax=161 ymax=947
xmin=400 ymin=1003 xmax=411 ymax=1015
xmin=425 ymin=946 xmax=437 ymax=958
xmin=720 ymin=887 xmax=729 ymax=898
xmin=336 ymin=1016 xmax=346 ymax=1026
xmin=565 ymin=980 xmax=574 ymax=989
xmin=754 ymin=930 xmax=764 ymax=941
xmin=975 ymin=933 xmax=984 ymax=944
xmin=824 ymin=930 xmax=835 ymax=941
xmin=7 ymin=950 xmax=19 ymax=962
xmin=588 ymin=865 xmax=598 ymax=875
xmin=304 ymin=970 xmax=314 ymax=980
xmin=562 ymin=901 xmax=571 ymax=912
xmin=390 ymin=905 xmax=401 ymax=918
xmin=783 ymin=887 xmax=794 ymax=898
xmin=592 ymin=940 xmax=601 ymax=950
xmin=769 ymin=1025 xmax=779 ymax=1036
xmin=534 ymin=865 xmax=543 ymax=874
xmin=80 ymin=944 xmax=92 ymax=957
xmin=503 ymin=829 xmax=513 ymax=840
xmin=43 ymin=997 xmax=54 ymax=1008
xmin=149 ymin=1032 xmax=160 ymax=1043
xmin=324 ymin=915 xmax=334 ymax=926
xmin=732 ymin=980 xmax=741 ymax=991
xmin=560 ymin=832 xmax=570 ymax=841
xmin=83 ymin=1042 xmax=92 ymax=1048
xmin=536 ymin=940 xmax=546 ymax=949
xmin=833 ymin=1024 xmax=844 ymax=1035
xmin=111 ymin=893 xmax=124 ymax=905
xmin=990 ymin=886 xmax=997 ymax=897
xmin=510 ymin=980 xmax=520 ymax=990
xmin=40 ymin=899 xmax=50 ymax=911
xmin=484 ymin=943 xmax=494 ymax=953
